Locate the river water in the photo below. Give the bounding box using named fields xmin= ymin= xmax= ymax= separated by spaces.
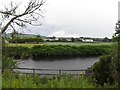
xmin=17 ymin=57 xmax=99 ymax=70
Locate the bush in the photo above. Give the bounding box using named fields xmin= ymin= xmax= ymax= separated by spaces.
xmin=5 ymin=46 xmax=30 ymax=59
xmin=31 ymin=45 xmax=111 ymax=59
xmin=92 ymin=54 xmax=114 ymax=86
xmin=2 ymin=55 xmax=17 ymax=72
xmin=5 ymin=44 xmax=111 ymax=59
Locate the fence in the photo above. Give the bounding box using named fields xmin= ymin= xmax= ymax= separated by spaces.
xmin=10 ymin=67 xmax=93 ymax=77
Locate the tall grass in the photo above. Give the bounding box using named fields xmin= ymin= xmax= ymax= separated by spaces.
xmin=2 ymin=70 xmax=115 ymax=88
xmin=2 ymin=70 xmax=94 ymax=88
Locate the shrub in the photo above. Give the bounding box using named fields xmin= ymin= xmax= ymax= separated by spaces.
xmin=92 ymin=54 xmax=114 ymax=86
xmin=5 ymin=46 xmax=30 ymax=59
xmin=31 ymin=45 xmax=111 ymax=59
xmin=5 ymin=44 xmax=111 ymax=59
xmin=2 ymin=55 xmax=17 ymax=72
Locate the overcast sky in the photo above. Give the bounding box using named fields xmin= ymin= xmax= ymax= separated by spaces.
xmin=0 ymin=0 xmax=120 ymax=38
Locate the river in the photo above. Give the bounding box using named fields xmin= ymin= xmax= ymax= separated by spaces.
xmin=17 ymin=57 xmax=99 ymax=70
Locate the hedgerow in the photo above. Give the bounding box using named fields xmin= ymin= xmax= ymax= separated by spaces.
xmin=6 ymin=44 xmax=111 ymax=59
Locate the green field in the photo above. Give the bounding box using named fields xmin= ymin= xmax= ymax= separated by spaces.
xmin=45 ymin=42 xmax=112 ymax=46
xmin=7 ymin=42 xmax=112 ymax=48
xmin=6 ymin=43 xmax=44 ymax=48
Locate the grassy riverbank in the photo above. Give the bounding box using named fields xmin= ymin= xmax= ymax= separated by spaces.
xmin=31 ymin=45 xmax=111 ymax=59
xmin=5 ymin=44 xmax=112 ymax=59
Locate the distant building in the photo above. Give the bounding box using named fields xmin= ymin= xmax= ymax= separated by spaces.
xmin=82 ymin=39 xmax=94 ymax=42
xmin=58 ymin=37 xmax=72 ymax=42
xmin=44 ymin=37 xmax=56 ymax=41
xmin=44 ymin=37 xmax=73 ymax=42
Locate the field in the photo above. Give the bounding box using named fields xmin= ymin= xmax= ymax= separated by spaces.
xmin=7 ymin=42 xmax=112 ymax=48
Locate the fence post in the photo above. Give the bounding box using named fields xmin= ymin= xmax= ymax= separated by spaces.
xmin=85 ymin=68 xmax=92 ymax=76
xmin=59 ymin=70 xmax=62 ymax=78
xmin=33 ymin=68 xmax=35 ymax=77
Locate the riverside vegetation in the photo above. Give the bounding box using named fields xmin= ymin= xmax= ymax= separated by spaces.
xmin=2 ymin=43 xmax=116 ymax=88
xmin=5 ymin=44 xmax=111 ymax=59
xmin=3 ymin=69 xmax=115 ymax=88
xmin=3 ymin=70 xmax=95 ymax=88
xmin=3 ymin=40 xmax=120 ymax=88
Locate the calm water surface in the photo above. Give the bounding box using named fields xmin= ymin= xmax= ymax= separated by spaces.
xmin=18 ymin=57 xmax=99 ymax=70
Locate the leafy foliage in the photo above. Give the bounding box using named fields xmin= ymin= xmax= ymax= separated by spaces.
xmin=5 ymin=44 xmax=111 ymax=59
xmin=31 ymin=45 xmax=111 ymax=59
xmin=5 ymin=46 xmax=30 ymax=59
xmin=2 ymin=56 xmax=17 ymax=72
xmin=92 ymin=55 xmax=114 ymax=86
xmin=111 ymin=22 xmax=120 ymax=88
xmin=92 ymin=21 xmax=120 ymax=87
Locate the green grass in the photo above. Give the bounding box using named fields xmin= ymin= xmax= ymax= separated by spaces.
xmin=0 ymin=75 xmax=2 ymax=89
xmin=7 ymin=42 xmax=112 ymax=48
xmin=45 ymin=42 xmax=112 ymax=46
xmin=6 ymin=43 xmax=45 ymax=48
xmin=2 ymin=70 xmax=115 ymax=88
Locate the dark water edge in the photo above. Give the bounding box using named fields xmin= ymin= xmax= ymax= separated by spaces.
xmin=31 ymin=56 xmax=100 ymax=61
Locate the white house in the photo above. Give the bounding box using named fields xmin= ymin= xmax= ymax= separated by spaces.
xmin=82 ymin=39 xmax=94 ymax=42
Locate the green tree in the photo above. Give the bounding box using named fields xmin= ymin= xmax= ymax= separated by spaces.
xmin=92 ymin=21 xmax=120 ymax=88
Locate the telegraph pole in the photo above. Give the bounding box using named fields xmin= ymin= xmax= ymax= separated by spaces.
xmin=115 ymin=2 xmax=120 ymax=89
xmin=115 ymin=21 xmax=120 ymax=89
xmin=118 ymin=22 xmax=120 ymax=89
